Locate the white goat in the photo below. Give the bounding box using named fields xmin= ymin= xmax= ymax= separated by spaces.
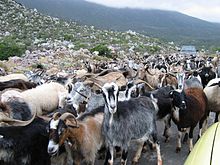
xmin=204 ymin=78 xmax=220 ymax=122
xmin=1 ymin=82 xmax=67 ymax=116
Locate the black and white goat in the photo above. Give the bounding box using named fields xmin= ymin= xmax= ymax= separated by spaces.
xmin=101 ymin=82 xmax=162 ymax=165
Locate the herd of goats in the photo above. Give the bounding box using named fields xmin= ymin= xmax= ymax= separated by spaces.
xmin=0 ymin=53 xmax=220 ymax=165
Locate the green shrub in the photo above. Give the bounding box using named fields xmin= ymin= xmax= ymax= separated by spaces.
xmin=90 ymin=44 xmax=111 ymax=57
xmin=0 ymin=40 xmax=25 ymax=60
xmin=146 ymin=45 xmax=161 ymax=54
xmin=63 ymin=34 xmax=74 ymax=41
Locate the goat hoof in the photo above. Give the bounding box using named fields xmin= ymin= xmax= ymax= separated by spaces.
xmin=157 ymin=159 xmax=163 ymax=165
xmin=176 ymin=147 xmax=181 ymax=153
xmin=121 ymin=160 xmax=127 ymax=165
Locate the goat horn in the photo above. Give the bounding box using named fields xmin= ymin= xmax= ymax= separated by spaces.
xmin=59 ymin=113 xmax=78 ymax=127
xmin=167 ymin=72 xmax=176 ymax=77
xmin=84 ymin=79 xmax=103 ymax=89
xmin=52 ymin=112 xmax=61 ymax=120
xmin=0 ymin=110 xmax=36 ymax=127
xmin=134 ymin=79 xmax=154 ymax=90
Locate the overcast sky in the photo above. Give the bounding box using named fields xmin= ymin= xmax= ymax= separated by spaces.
xmin=86 ymin=0 xmax=220 ymax=23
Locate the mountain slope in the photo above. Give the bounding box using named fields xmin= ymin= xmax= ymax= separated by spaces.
xmin=15 ymin=0 xmax=220 ymax=49
xmin=1 ymin=0 xmax=176 ymax=58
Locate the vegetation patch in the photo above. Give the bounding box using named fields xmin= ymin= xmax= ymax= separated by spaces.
xmin=0 ymin=37 xmax=25 ymax=60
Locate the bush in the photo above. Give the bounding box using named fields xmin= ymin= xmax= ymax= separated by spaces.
xmin=0 ymin=39 xmax=25 ymax=60
xmin=90 ymin=44 xmax=111 ymax=57
xmin=63 ymin=34 xmax=74 ymax=41
xmin=146 ymin=45 xmax=161 ymax=54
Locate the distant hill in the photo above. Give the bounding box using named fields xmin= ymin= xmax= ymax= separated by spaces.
xmin=1 ymin=0 xmax=177 ymax=59
xmin=15 ymin=0 xmax=220 ymax=49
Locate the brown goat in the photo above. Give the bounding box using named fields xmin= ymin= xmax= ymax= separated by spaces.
xmin=169 ymin=88 xmax=208 ymax=152
xmin=47 ymin=109 xmax=104 ymax=165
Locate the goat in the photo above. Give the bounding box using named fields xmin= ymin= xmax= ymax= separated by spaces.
xmin=169 ymin=88 xmax=208 ymax=152
xmin=203 ymin=78 xmax=220 ymax=122
xmin=143 ymin=86 xmax=174 ymax=142
xmin=158 ymin=73 xmax=177 ymax=89
xmin=65 ymin=80 xmax=138 ymax=115
xmin=0 ymin=79 xmax=37 ymax=91
xmin=1 ymin=82 xmax=67 ymax=116
xmin=137 ymin=66 xmax=162 ymax=88
xmin=101 ymin=82 xmax=162 ymax=165
xmin=47 ymin=108 xmax=104 ymax=165
xmin=0 ymin=118 xmax=50 ymax=165
xmin=0 ymin=73 xmax=29 ymax=82
xmin=0 ymin=100 xmax=36 ymax=127
xmin=199 ymin=66 xmax=216 ymax=88
xmin=177 ymin=72 xmax=203 ymax=90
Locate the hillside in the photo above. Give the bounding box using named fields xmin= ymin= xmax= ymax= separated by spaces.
xmin=0 ymin=0 xmax=176 ymax=73
xmin=15 ymin=0 xmax=220 ymax=49
xmin=1 ymin=0 xmax=177 ymax=53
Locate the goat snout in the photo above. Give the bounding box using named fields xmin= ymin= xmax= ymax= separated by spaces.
xmin=110 ymin=105 xmax=116 ymax=110
xmin=178 ymin=84 xmax=183 ymax=89
xmin=47 ymin=140 xmax=59 ymax=155
xmin=205 ymin=73 xmax=209 ymax=77
xmin=108 ymin=105 xmax=117 ymax=114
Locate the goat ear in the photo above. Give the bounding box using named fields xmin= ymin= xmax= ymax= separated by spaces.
xmin=67 ymin=84 xmax=72 ymax=93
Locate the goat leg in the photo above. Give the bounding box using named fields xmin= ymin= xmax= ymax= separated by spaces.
xmin=132 ymin=141 xmax=145 ymax=164
xmin=188 ymin=127 xmax=195 ymax=152
xmin=176 ymin=131 xmax=182 ymax=153
xmin=155 ymin=142 xmax=163 ymax=165
xmin=152 ymin=132 xmax=162 ymax=165
xmin=163 ymin=115 xmax=171 ymax=142
xmin=121 ymin=149 xmax=128 ymax=165
xmin=104 ymin=146 xmax=114 ymax=165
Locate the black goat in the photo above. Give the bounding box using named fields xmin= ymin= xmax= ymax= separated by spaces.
xmin=143 ymin=86 xmax=174 ymax=142
xmin=0 ymin=118 xmax=50 ymax=165
xmin=101 ymin=82 xmax=162 ymax=165
xmin=0 ymin=79 xmax=37 ymax=91
xmin=199 ymin=66 xmax=216 ymax=88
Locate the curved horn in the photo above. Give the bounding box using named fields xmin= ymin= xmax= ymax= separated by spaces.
xmin=52 ymin=112 xmax=61 ymax=120
xmin=134 ymin=79 xmax=155 ymax=90
xmin=59 ymin=113 xmax=78 ymax=127
xmin=83 ymin=79 xmax=103 ymax=89
xmin=167 ymin=72 xmax=177 ymax=77
xmin=0 ymin=110 xmax=36 ymax=127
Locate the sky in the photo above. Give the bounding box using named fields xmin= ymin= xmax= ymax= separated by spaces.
xmin=86 ymin=0 xmax=220 ymax=23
